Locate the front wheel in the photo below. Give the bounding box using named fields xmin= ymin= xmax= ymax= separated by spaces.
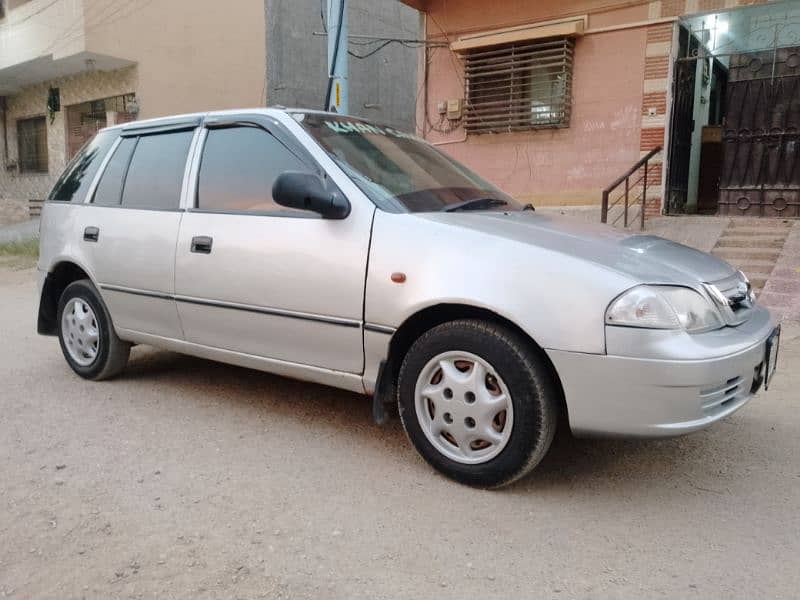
xmin=57 ymin=279 xmax=130 ymax=380
xmin=398 ymin=320 xmax=559 ymax=488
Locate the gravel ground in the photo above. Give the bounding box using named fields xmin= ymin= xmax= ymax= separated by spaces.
xmin=1 ymin=267 xmax=799 ymax=599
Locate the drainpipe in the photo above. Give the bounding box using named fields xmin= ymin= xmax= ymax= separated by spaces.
xmin=0 ymin=96 xmax=8 ymax=165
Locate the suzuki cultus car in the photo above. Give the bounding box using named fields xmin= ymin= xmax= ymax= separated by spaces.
xmin=37 ymin=109 xmax=780 ymax=487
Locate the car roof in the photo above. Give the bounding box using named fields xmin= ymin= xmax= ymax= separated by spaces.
xmin=101 ymin=106 xmax=366 ymax=136
xmin=102 ymin=106 xmax=389 ymax=136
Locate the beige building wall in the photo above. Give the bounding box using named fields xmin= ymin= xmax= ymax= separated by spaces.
xmin=0 ymin=0 xmax=85 ymax=74
xmin=84 ymin=0 xmax=267 ymax=119
xmin=0 ymin=0 xmax=265 ymax=224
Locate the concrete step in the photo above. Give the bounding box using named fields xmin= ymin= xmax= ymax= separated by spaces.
xmin=720 ymin=255 xmax=776 ymax=268
xmin=726 ymin=218 xmax=795 ymax=230
xmin=711 ymin=247 xmax=782 ymax=261
xmin=714 ymin=236 xmax=786 ymax=248
xmin=736 ymin=266 xmax=774 ymax=276
xmin=744 ymin=274 xmax=774 ymax=285
xmin=719 ymin=226 xmax=791 ymax=237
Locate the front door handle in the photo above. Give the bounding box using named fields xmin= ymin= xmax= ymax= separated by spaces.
xmin=83 ymin=226 xmax=99 ymax=242
xmin=190 ymin=235 xmax=213 ymax=254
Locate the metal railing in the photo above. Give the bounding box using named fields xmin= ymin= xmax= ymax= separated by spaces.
xmin=601 ymin=146 xmax=661 ymax=230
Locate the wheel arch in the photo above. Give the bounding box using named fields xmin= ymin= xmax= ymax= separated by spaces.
xmin=37 ymin=261 xmax=94 ymax=335
xmin=377 ymin=303 xmax=567 ymax=420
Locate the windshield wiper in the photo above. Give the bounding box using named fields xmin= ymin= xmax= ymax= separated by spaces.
xmin=441 ymin=198 xmax=509 ymax=212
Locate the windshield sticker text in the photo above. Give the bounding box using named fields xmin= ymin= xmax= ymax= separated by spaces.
xmin=323 ymin=120 xmax=415 ymax=139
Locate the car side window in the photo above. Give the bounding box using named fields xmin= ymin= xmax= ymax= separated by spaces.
xmin=121 ymin=130 xmax=193 ymax=210
xmin=92 ymin=138 xmax=137 ymax=206
xmin=196 ymin=126 xmax=311 ymax=214
xmin=48 ymin=130 xmax=117 ymax=202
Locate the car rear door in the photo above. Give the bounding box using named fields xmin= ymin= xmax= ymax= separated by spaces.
xmin=76 ymin=120 xmax=200 ymax=339
xmin=173 ymin=115 xmax=373 ymax=373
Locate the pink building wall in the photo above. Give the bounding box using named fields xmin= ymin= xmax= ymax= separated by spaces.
xmin=407 ymin=0 xmax=771 ymax=211
xmin=419 ymin=1 xmax=650 ymax=205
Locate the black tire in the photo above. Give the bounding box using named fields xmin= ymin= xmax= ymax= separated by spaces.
xmin=57 ymin=279 xmax=130 ymax=381
xmin=398 ymin=319 xmax=558 ymax=488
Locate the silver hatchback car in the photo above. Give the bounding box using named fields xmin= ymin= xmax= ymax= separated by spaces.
xmin=37 ymin=108 xmax=780 ymax=487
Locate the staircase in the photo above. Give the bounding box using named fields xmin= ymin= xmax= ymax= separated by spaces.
xmin=710 ymin=218 xmax=795 ymax=296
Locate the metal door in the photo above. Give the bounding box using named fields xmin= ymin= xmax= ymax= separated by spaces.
xmin=174 ymin=117 xmax=374 ymax=374
xmin=665 ymin=26 xmax=699 ymax=214
xmin=718 ymin=46 xmax=800 ymax=216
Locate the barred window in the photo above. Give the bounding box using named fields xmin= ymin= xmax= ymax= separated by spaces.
xmin=17 ymin=116 xmax=48 ymax=173
xmin=464 ymin=37 xmax=574 ymax=134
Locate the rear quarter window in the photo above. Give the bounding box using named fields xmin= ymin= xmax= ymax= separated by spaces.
xmin=91 ymin=138 xmax=137 ymax=206
xmin=48 ymin=131 xmax=118 ymax=202
xmin=121 ymin=131 xmax=193 ymax=210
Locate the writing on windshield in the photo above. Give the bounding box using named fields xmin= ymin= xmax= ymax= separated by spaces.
xmin=297 ymin=113 xmax=519 ymax=214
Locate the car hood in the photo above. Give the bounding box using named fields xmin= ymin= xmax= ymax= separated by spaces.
xmin=415 ymin=211 xmax=734 ymax=285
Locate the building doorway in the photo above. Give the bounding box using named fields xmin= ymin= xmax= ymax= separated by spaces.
xmin=66 ymin=93 xmax=137 ymax=159
xmin=665 ymin=0 xmax=800 ymax=217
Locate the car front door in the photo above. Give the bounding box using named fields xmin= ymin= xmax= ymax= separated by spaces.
xmin=173 ymin=117 xmax=373 ymax=373
xmin=76 ymin=122 xmax=199 ymax=339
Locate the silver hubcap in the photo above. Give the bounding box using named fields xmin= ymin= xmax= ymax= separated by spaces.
xmin=61 ymin=298 xmax=100 ymax=367
xmin=414 ymin=351 xmax=514 ymax=465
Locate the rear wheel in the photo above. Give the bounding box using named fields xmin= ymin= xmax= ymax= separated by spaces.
xmin=398 ymin=319 xmax=558 ymax=488
xmin=57 ymin=279 xmax=130 ymax=380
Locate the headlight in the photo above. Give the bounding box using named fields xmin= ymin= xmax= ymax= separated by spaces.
xmin=738 ymin=270 xmax=757 ymax=304
xmin=606 ymin=285 xmax=723 ymax=332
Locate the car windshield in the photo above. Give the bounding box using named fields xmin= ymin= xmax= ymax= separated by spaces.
xmin=294 ymin=113 xmax=520 ymax=213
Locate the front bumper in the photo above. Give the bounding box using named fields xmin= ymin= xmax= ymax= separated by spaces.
xmin=546 ymin=306 xmax=776 ymax=438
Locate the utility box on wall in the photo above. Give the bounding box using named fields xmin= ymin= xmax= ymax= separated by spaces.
xmin=446 ymin=98 xmax=463 ymax=120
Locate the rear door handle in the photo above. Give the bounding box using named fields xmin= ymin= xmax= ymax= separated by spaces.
xmin=83 ymin=226 xmax=99 ymax=242
xmin=190 ymin=235 xmax=213 ymax=254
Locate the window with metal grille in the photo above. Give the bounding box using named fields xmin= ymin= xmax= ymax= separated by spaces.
xmin=464 ymin=37 xmax=574 ymax=134
xmin=17 ymin=116 xmax=48 ymax=173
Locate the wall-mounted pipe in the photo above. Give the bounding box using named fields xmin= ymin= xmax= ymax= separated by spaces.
xmin=0 ymin=95 xmax=8 ymax=166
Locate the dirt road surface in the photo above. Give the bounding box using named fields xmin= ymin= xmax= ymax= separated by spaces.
xmin=1 ymin=266 xmax=798 ymax=599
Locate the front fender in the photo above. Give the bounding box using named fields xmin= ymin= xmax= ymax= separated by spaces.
xmin=365 ymin=211 xmax=637 ymax=355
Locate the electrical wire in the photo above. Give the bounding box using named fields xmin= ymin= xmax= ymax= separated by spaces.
xmin=422 ymin=45 xmax=463 ymax=135
xmin=347 ymin=39 xmax=429 ymax=59
xmin=1 ymin=0 xmax=61 ymax=30
xmin=348 ymin=40 xmax=393 ymax=59
xmin=37 ymin=0 xmax=157 ymax=58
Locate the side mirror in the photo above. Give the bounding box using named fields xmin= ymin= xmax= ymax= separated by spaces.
xmin=272 ymin=172 xmax=350 ymax=219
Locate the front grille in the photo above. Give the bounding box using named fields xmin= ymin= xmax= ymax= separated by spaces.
xmin=700 ymin=376 xmax=746 ymax=415
xmin=704 ymin=272 xmax=755 ymax=326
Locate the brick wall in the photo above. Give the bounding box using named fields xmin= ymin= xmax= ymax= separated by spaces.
xmin=0 ymin=66 xmax=137 ymax=220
